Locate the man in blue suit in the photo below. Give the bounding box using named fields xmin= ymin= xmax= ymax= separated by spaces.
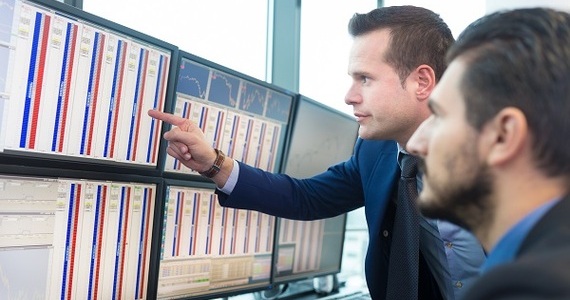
xmin=407 ymin=7 xmax=570 ymax=299
xmin=149 ymin=6 xmax=485 ymax=300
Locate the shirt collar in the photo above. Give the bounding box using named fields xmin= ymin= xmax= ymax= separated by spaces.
xmin=397 ymin=143 xmax=406 ymax=167
xmin=397 ymin=143 xmax=405 ymax=153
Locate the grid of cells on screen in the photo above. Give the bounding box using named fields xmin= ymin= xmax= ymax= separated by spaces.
xmin=1 ymin=0 xmax=170 ymax=166
xmin=0 ymin=174 xmax=156 ymax=299
xmin=156 ymin=185 xmax=275 ymax=299
xmin=164 ymin=56 xmax=293 ymax=175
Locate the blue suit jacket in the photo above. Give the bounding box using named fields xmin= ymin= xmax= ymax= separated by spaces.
xmin=217 ymin=138 xmax=401 ymax=299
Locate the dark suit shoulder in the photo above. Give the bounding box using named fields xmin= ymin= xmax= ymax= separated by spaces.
xmin=463 ymin=197 xmax=570 ymax=300
xmin=463 ymin=248 xmax=570 ymax=300
xmin=520 ymin=195 xmax=570 ymax=254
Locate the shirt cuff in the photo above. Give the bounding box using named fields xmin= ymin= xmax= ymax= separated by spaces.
xmin=218 ymin=159 xmax=239 ymax=194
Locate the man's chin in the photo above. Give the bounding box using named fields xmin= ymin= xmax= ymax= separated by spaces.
xmin=417 ymin=196 xmax=443 ymax=219
xmin=359 ymin=132 xmax=386 ymax=141
xmin=357 ymin=126 xmax=386 ymax=140
xmin=357 ymin=129 xmax=372 ymax=140
xmin=417 ymin=191 xmax=438 ymax=215
xmin=418 ymin=196 xmax=471 ymax=230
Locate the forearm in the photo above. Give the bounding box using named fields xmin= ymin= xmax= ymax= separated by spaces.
xmin=217 ymin=161 xmax=364 ymax=220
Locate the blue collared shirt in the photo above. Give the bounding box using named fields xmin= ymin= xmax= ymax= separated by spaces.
xmin=482 ymin=197 xmax=561 ymax=273
xmin=435 ymin=220 xmax=486 ymax=300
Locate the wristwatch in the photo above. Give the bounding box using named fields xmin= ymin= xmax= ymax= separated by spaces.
xmin=199 ymin=149 xmax=225 ymax=178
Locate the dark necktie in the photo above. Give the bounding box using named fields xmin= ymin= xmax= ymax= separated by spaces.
xmin=386 ymin=153 xmax=420 ymax=300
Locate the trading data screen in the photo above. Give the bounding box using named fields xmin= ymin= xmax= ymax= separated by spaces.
xmin=0 ymin=0 xmax=172 ymax=166
xmin=0 ymin=174 xmax=156 ymax=299
xmin=156 ymin=184 xmax=275 ymax=299
xmin=163 ymin=55 xmax=293 ymax=175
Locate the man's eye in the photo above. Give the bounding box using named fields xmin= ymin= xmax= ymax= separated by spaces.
xmin=360 ymin=76 xmax=368 ymax=84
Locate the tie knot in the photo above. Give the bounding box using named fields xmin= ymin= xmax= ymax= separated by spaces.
xmin=399 ymin=153 xmax=419 ymax=178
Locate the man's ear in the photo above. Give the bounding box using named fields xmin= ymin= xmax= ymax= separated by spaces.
xmin=484 ymin=107 xmax=528 ymax=166
xmin=415 ymin=64 xmax=436 ymax=101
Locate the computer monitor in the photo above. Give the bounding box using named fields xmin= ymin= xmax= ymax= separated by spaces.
xmin=161 ymin=51 xmax=295 ymax=177
xmin=0 ymin=169 xmax=160 ymax=300
xmin=273 ymin=95 xmax=359 ymax=284
xmin=0 ymin=0 xmax=176 ymax=173
xmin=155 ymin=180 xmax=276 ymax=299
xmin=154 ymin=51 xmax=295 ymax=299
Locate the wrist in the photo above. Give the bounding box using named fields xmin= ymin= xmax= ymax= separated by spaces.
xmin=200 ymin=149 xmax=225 ymax=178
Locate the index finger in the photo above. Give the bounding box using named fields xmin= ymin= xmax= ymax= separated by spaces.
xmin=148 ymin=109 xmax=186 ymax=126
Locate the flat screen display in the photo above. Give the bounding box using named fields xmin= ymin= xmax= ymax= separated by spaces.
xmin=274 ymin=95 xmax=359 ymax=284
xmin=0 ymin=0 xmax=174 ymax=168
xmin=0 ymin=173 xmax=157 ymax=299
xmin=162 ymin=53 xmax=294 ymax=176
xmin=156 ymin=182 xmax=276 ymax=299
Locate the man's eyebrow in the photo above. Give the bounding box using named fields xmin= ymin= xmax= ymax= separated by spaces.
xmin=349 ymin=70 xmax=370 ymax=78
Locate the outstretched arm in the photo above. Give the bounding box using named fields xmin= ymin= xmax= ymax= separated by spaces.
xmin=148 ymin=109 xmax=233 ymax=187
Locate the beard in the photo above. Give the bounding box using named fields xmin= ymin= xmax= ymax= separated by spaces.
xmin=418 ymin=157 xmax=494 ymax=233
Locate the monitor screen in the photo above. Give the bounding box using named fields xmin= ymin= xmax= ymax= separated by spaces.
xmin=0 ymin=172 xmax=158 ymax=299
xmin=156 ymin=181 xmax=276 ymax=299
xmin=274 ymin=95 xmax=359 ymax=284
xmin=0 ymin=0 xmax=175 ymax=169
xmin=162 ymin=52 xmax=294 ymax=176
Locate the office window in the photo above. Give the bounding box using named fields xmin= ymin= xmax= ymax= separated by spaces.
xmin=299 ymin=0 xmax=376 ymax=116
xmin=83 ymin=0 xmax=268 ymax=81
xmin=383 ymin=0 xmax=485 ymax=38
xmin=485 ymin=0 xmax=570 ymax=13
